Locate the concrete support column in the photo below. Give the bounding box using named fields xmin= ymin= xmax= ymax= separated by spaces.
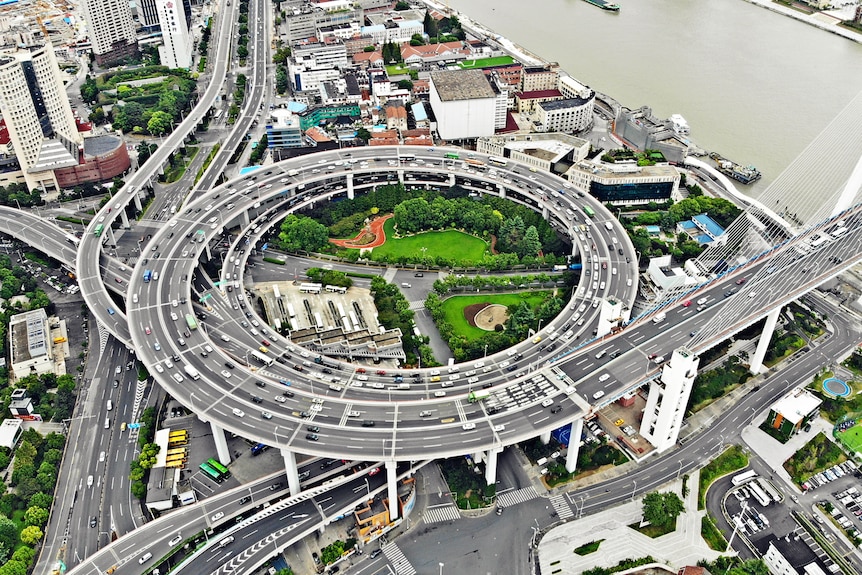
xmin=119 ymin=209 xmax=130 ymax=229
xmin=281 ymin=448 xmax=301 ymax=496
xmin=749 ymin=307 xmax=781 ymax=374
xmin=448 ymin=173 xmax=456 ymax=187
xmin=132 ymin=192 xmax=143 ymax=212
xmin=539 ymin=430 xmax=551 ymax=444
xmin=397 ymin=169 xmax=404 ymax=185
xmin=385 ymin=460 xmax=399 ymax=521
xmin=498 ymin=184 xmax=506 ymax=198
xmin=203 ymin=242 xmax=212 ymax=261
xmin=105 ymin=226 xmax=118 ymax=247
xmin=346 ymin=173 xmax=354 ymax=200
xmin=473 ymin=451 xmax=485 ymax=465
xmin=485 ymin=448 xmax=501 ymax=486
xmin=209 ymin=421 xmax=231 ymax=466
xmin=240 ymin=210 xmax=250 ymax=227
xmin=542 ymin=205 xmax=549 ymax=220
xmin=565 ymin=419 xmax=584 ymax=474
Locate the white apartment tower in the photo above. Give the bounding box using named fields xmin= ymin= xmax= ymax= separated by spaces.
xmin=156 ymin=0 xmax=192 ymax=69
xmin=639 ymin=347 xmax=699 ymax=452
xmin=82 ymin=0 xmax=139 ymax=66
xmin=0 ymin=46 xmax=82 ymax=192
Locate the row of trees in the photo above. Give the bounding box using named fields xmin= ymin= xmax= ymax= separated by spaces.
xmin=0 ymin=183 xmax=44 ymax=209
xmin=0 ymin=428 xmax=67 ymax=569
xmin=369 ymin=276 xmax=436 ymax=367
xmin=129 ymin=407 xmax=158 ymax=498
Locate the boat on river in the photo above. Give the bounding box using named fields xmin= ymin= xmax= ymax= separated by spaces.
xmin=582 ymin=0 xmax=620 ymax=11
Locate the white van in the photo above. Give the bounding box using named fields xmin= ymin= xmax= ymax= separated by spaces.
xmin=401 ymin=282 xmax=411 ymax=288
xmin=138 ymin=553 xmax=152 ymax=564
xmin=218 ymin=536 xmax=234 ymax=548
xmin=104 ymin=417 xmax=110 ymax=429
xmin=106 ymin=400 xmax=113 ymax=411
xmin=152 ymin=271 xmax=160 ymax=281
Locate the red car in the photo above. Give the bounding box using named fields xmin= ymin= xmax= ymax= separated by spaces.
xmin=368 ymin=467 xmax=381 ymax=476
xmin=376 ymin=369 xmax=386 ymax=376
xmin=736 ymin=278 xmax=747 ymax=285
xmin=356 ymin=368 xmax=366 ymax=373
xmin=144 ymin=326 xmax=151 ymax=335
xmin=681 ymin=300 xmax=692 ymax=307
xmin=115 ymin=277 xmax=123 ymax=283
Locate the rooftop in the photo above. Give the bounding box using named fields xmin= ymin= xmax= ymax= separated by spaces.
xmin=430 ymin=69 xmax=495 ymax=102
xmin=539 ymin=95 xmax=594 ymax=111
xmin=771 ymin=388 xmax=822 ymax=425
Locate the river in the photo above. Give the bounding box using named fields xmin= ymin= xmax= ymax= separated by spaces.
xmin=444 ymin=0 xmax=862 ymax=194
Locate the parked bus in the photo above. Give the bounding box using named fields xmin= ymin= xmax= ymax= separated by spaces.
xmin=748 ymin=482 xmax=771 ymax=506
xmin=251 ymin=443 xmax=269 ymax=456
xmin=165 ymin=456 xmax=186 ymax=468
xmin=185 ymin=314 xmax=198 ymax=331
xmin=731 ymin=470 xmax=758 ymax=486
xmin=444 ymin=152 xmax=460 ymax=160
xmin=167 ymin=448 xmax=187 ymax=457
xmin=250 ymin=349 xmax=274 ymax=366
xmin=582 ymin=205 xmax=596 ymax=218
xmin=299 ymin=282 xmax=322 ymax=294
xmin=325 ymin=285 xmax=347 ymax=294
xmin=94 ymin=224 xmax=104 ymax=237
xmin=488 ymin=156 xmax=508 ymax=167
xmin=168 ymin=430 xmax=188 ymax=445
xmin=207 ymin=458 xmax=231 ymax=479
xmin=199 ymin=462 xmax=223 ymax=482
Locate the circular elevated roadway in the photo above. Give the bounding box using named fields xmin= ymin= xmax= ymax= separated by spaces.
xmin=122 ymin=145 xmax=639 ymax=461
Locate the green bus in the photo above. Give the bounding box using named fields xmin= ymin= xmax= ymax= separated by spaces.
xmin=444 ymin=152 xmax=460 ymax=160
xmin=185 ymin=314 xmax=198 ymax=331
xmin=199 ymin=462 xmax=223 ymax=482
xmin=207 ymin=458 xmax=231 ymax=479
xmin=94 ymin=224 xmax=104 ymax=237
xmin=582 ymin=205 xmax=596 ymax=218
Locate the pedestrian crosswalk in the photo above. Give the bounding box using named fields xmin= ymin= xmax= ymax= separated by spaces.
xmin=496 ymin=486 xmax=539 ymax=507
xmin=422 ymin=504 xmax=461 ymax=524
xmin=550 ymin=494 xmax=574 ymax=519
xmin=382 ymin=542 xmax=416 ymax=575
xmin=407 ymin=300 xmax=425 ymax=311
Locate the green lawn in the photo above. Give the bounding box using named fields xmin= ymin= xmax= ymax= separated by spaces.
xmin=458 ymin=56 xmax=515 ymax=69
xmin=371 ymin=219 xmax=488 ymax=264
xmin=837 ymin=422 xmax=862 ymax=454
xmin=440 ymin=292 xmax=551 ymax=341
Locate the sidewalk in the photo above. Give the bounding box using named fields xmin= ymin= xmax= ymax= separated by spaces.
xmin=538 ymin=471 xmax=727 ymax=574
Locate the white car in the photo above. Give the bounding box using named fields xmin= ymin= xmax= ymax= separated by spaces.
xmin=541 ymin=398 xmax=554 ymax=407
xmin=347 ymin=411 xmax=361 ymax=417
xmin=232 ymin=408 xmax=244 ymax=418
xmin=211 ymin=512 xmax=224 ymax=521
xmin=598 ymin=374 xmax=610 ymax=382
xmin=154 ymin=364 xmax=164 ymax=373
xmin=275 ymin=395 xmax=287 ymax=403
xmin=170 ymin=312 xmax=178 ymax=321
xmin=462 ymin=423 xmax=476 ymax=430
xmin=221 ymin=370 xmax=232 ymax=378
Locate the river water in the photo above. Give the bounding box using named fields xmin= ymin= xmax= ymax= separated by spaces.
xmin=445 ymin=0 xmax=862 ymax=194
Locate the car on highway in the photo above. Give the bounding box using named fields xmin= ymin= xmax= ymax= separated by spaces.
xmin=144 ymin=326 xmax=151 ymax=334
xmin=154 ymin=364 xmax=164 ymax=373
xmin=169 ymin=535 xmax=182 ymax=546
xmin=232 ymin=408 xmax=244 ymax=418
xmin=261 ymin=411 xmax=272 ymax=420
xmin=306 ymin=433 xmax=319 ymax=441
xmin=736 ymin=277 xmax=747 ymax=285
xmin=368 ymin=467 xmax=381 ymax=476
xmin=541 ymin=398 xmax=554 ymax=407
xmin=681 ymin=300 xmax=692 ymax=307
xmin=211 ymin=512 xmax=224 ymax=521
xmin=89 ymin=516 xmax=97 ymax=528
xmin=153 ymin=342 xmax=161 ymax=351
xmin=614 ymin=419 xmax=624 ymax=426
xmin=221 ymin=370 xmax=232 ymax=378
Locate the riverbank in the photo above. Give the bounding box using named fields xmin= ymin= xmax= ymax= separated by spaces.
xmin=742 ymin=0 xmax=862 ymax=44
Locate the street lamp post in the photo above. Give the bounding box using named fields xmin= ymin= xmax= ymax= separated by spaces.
xmin=439 ymin=563 xmax=444 ymax=575
xmin=631 ymin=480 xmax=637 ymax=502
xmin=677 ymin=460 xmax=683 ymax=480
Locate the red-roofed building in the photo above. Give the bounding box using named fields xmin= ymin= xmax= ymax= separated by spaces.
xmin=352 ymin=51 xmax=383 ymax=70
xmin=0 ymin=120 xmax=9 ymax=146
xmin=484 ymin=64 xmax=522 ymax=87
xmin=678 ymin=567 xmax=710 ymax=575
xmin=384 ymin=101 xmax=407 ymax=131
xmin=370 ymin=136 xmax=399 ymax=146
xmin=402 ymin=128 xmax=431 ymax=139
xmin=401 ymin=41 xmax=468 ymax=68
xmin=305 ymin=126 xmax=332 ymax=143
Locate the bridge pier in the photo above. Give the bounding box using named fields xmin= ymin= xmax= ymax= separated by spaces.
xmin=539 ymin=430 xmax=551 ymax=444
xmin=397 ymin=169 xmax=404 ymax=185
xmin=346 ymin=173 xmax=354 ymax=200
xmin=118 ymin=209 xmax=130 ymax=229
xmin=484 ymin=447 xmax=501 ymax=485
xmin=749 ymin=307 xmax=781 ymax=374
xmin=132 ymin=192 xmax=143 ymax=213
xmin=564 ymin=419 xmax=583 ymax=474
xmin=639 ymin=347 xmax=699 ymax=453
xmin=386 ymin=460 xmax=399 ymax=521
xmin=281 ymin=448 xmax=301 ymax=496
xmin=498 ymin=184 xmax=506 ymax=198
xmin=240 ymin=210 xmax=250 ymax=227
xmin=210 ymin=421 xmax=231 ymax=466
xmin=542 ymin=205 xmax=549 ymax=220
xmin=448 ymin=173 xmax=456 ymax=187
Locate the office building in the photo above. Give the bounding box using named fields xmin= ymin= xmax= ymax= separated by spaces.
xmin=81 ymin=0 xmax=138 ymax=66
xmin=429 ymin=69 xmax=499 ymax=141
xmin=156 ymin=0 xmax=193 ymax=69
xmin=0 ymin=45 xmax=82 ymax=192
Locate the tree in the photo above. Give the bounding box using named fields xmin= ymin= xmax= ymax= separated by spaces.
xmin=409 ymin=34 xmax=425 ymax=46
xmin=275 ymin=66 xmax=289 ymax=94
xmin=356 ymin=127 xmax=371 ymax=143
xmin=641 ymin=491 xmax=684 ymax=529
xmin=522 ymin=225 xmax=542 ymax=257
xmin=80 ymin=76 xmax=99 ymax=103
xmin=89 ymin=107 xmax=106 ymax=125
xmin=147 ymin=111 xmax=173 ymax=136
xmin=423 ymin=12 xmax=439 ymax=38
xmin=0 ymin=516 xmax=16 ymax=550
xmin=27 ymin=492 xmax=52 ymax=510
xmin=278 ymin=215 xmax=330 ymax=253
xmin=19 ymin=525 xmax=43 ymax=545
xmin=394 ymin=0 xmax=410 ymax=9
xmin=397 ymin=79 xmax=414 ymax=90
xmin=23 ymin=505 xmax=49 ymax=527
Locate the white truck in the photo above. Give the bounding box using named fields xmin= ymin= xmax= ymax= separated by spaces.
xmin=184 ymin=364 xmax=201 ymax=380
xmin=652 ymin=312 xmax=667 ymax=324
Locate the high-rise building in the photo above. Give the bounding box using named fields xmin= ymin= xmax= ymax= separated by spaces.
xmin=82 ymin=0 xmax=139 ymax=66
xmin=156 ymin=0 xmax=192 ymax=69
xmin=0 ymin=45 xmax=82 ymax=192
xmin=639 ymin=347 xmax=699 ymax=452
